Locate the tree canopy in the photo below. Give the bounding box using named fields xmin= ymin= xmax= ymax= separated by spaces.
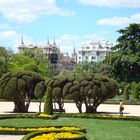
xmin=45 ymin=72 xmax=118 ymax=113
xmin=105 ymin=23 xmax=140 ymax=82
xmin=0 ymin=71 xmax=45 ymax=112
xmin=0 ymin=46 xmax=13 ymax=77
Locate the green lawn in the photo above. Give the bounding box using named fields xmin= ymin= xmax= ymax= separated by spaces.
xmin=0 ymin=118 xmax=140 ymax=140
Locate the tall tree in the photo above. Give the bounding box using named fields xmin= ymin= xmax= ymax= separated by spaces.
xmin=23 ymin=50 xmax=51 ymax=78
xmin=0 ymin=47 xmax=13 ymax=77
xmin=105 ymin=23 xmax=140 ymax=82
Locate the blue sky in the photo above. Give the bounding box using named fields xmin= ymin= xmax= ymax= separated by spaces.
xmin=0 ymin=0 xmax=140 ymax=54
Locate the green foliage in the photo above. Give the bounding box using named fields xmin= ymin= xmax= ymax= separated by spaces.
xmin=0 ymin=46 xmax=13 ymax=77
xmin=67 ymin=73 xmax=75 ymax=81
xmin=0 ymin=71 xmax=45 ymax=112
xmin=80 ymin=80 xmax=89 ymax=86
xmin=34 ymin=82 xmax=46 ymax=98
xmin=52 ymin=87 xmax=62 ymax=97
xmin=47 ymin=79 xmax=54 ymax=87
xmin=69 ymin=84 xmax=80 ymax=93
xmin=75 ymin=73 xmax=85 ymax=82
xmin=123 ymin=84 xmax=130 ymax=100
xmin=131 ymin=82 xmax=139 ymax=99
xmin=104 ymin=23 xmax=140 ymax=82
xmin=45 ymin=72 xmax=118 ymax=113
xmin=44 ymin=87 xmax=53 ymax=115
xmin=63 ymin=83 xmax=72 ymax=96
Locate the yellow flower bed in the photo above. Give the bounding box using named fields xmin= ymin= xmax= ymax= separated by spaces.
xmin=0 ymin=127 xmax=15 ymax=130
xmin=38 ymin=113 xmax=53 ymax=117
xmin=0 ymin=126 xmax=81 ymax=131
xmin=19 ymin=126 xmax=81 ymax=131
xmin=30 ymin=132 xmax=80 ymax=140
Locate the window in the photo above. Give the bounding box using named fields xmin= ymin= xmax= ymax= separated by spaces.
xmin=92 ymin=56 xmax=96 ymax=60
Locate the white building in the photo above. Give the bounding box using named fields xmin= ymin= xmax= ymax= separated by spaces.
xmin=77 ymin=40 xmax=113 ymax=63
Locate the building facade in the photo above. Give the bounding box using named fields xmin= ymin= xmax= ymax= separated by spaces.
xmin=77 ymin=40 xmax=113 ymax=63
xmin=17 ymin=37 xmax=75 ymax=70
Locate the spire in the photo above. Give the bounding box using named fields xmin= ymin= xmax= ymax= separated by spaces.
xmin=47 ymin=36 xmax=50 ymax=44
xmin=73 ymin=46 xmax=76 ymax=55
xmin=53 ymin=37 xmax=56 ymax=45
xmin=21 ymin=35 xmax=24 ymax=45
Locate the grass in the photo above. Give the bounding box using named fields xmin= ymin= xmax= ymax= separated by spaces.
xmin=0 ymin=118 xmax=140 ymax=140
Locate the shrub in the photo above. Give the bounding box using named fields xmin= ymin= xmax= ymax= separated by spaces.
xmin=44 ymin=87 xmax=53 ymax=115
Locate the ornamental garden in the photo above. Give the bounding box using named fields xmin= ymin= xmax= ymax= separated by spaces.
xmin=0 ymin=23 xmax=140 ymax=139
xmin=0 ymin=71 xmax=140 ymax=140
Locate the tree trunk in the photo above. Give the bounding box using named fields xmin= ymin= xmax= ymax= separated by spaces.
xmin=85 ymin=105 xmax=97 ymax=113
xmin=13 ymin=96 xmax=28 ymax=113
xmin=76 ymin=103 xmax=82 ymax=113
xmin=39 ymin=98 xmax=41 ymax=112
xmin=75 ymin=99 xmax=82 ymax=113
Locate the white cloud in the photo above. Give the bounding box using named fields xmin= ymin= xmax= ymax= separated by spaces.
xmin=97 ymin=13 xmax=140 ymax=26
xmin=78 ymin=0 xmax=140 ymax=8
xmin=83 ymin=33 xmax=105 ymax=41
xmin=0 ymin=23 xmax=10 ymax=30
xmin=0 ymin=0 xmax=74 ymax=23
xmin=0 ymin=30 xmax=32 ymax=51
xmin=56 ymin=33 xmax=109 ymax=53
xmin=56 ymin=34 xmax=79 ymax=53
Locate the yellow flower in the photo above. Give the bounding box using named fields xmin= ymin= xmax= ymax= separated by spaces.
xmin=38 ymin=113 xmax=52 ymax=117
xmin=0 ymin=127 xmax=15 ymax=130
xmin=30 ymin=132 xmax=80 ymax=140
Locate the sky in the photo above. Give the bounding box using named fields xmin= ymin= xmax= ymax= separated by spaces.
xmin=0 ymin=0 xmax=140 ymax=54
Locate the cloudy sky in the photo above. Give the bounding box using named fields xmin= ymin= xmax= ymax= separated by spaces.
xmin=0 ymin=0 xmax=140 ymax=53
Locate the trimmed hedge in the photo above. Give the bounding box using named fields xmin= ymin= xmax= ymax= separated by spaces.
xmin=57 ymin=113 xmax=140 ymax=121
xmin=0 ymin=113 xmax=58 ymax=120
xmin=0 ymin=126 xmax=85 ymax=135
xmin=0 ymin=113 xmax=140 ymax=121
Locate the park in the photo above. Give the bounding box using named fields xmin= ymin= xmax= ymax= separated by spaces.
xmin=0 ymin=24 xmax=140 ymax=140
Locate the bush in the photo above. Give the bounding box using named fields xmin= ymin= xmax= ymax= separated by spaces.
xmin=44 ymin=87 xmax=53 ymax=115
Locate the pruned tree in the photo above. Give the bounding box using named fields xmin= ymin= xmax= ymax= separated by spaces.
xmin=45 ymin=74 xmax=68 ymax=112
xmin=83 ymin=74 xmax=118 ymax=113
xmin=0 ymin=71 xmax=45 ymax=112
xmin=44 ymin=87 xmax=53 ymax=115
xmin=46 ymin=72 xmax=118 ymax=113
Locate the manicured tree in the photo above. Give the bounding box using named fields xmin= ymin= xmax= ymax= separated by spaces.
xmin=46 ymin=72 xmax=118 ymax=114
xmin=0 ymin=71 xmax=45 ymax=112
xmin=83 ymin=74 xmax=118 ymax=113
xmin=34 ymin=81 xmax=46 ymax=112
xmin=46 ymin=74 xmax=68 ymax=112
xmin=44 ymin=87 xmax=53 ymax=115
xmin=123 ymin=84 xmax=130 ymax=100
xmin=64 ymin=78 xmax=82 ymax=113
xmin=131 ymin=82 xmax=139 ymax=99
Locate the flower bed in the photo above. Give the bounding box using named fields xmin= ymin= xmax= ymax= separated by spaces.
xmin=0 ymin=126 xmax=85 ymax=135
xmin=0 ymin=113 xmax=58 ymax=120
xmin=21 ymin=131 xmax=87 ymax=140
